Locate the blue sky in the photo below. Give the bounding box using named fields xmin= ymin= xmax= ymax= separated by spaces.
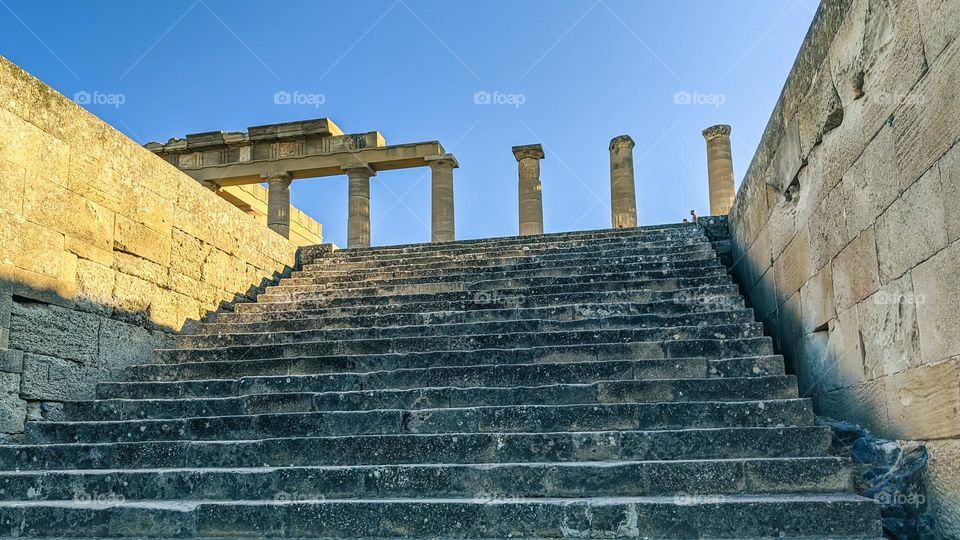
xmin=0 ymin=1 xmax=816 ymax=247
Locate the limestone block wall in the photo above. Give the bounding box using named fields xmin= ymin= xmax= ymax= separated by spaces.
xmin=0 ymin=56 xmax=298 ymax=439
xmin=727 ymin=0 xmax=960 ymax=533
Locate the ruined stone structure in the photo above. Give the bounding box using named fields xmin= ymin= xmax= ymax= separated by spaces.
xmin=217 ymin=183 xmax=322 ymax=247
xmin=728 ymin=0 xmax=960 ymax=534
xmin=702 ymin=124 xmax=736 ymax=216
xmin=147 ymin=121 xmax=458 ymax=248
xmin=3 ymin=0 xmax=960 ymax=535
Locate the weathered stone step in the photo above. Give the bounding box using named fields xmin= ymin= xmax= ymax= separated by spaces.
xmin=0 ymin=458 xmax=851 ymax=503
xmin=0 ymin=427 xmax=837 ymax=470
xmin=199 ymin=307 xmax=755 ymax=336
xmin=0 ymin=494 xmax=881 ymax=538
xmin=123 ymin=349 xmax=783 ymax=387
xmin=157 ymin=329 xmax=772 ymax=366
xmin=305 ymin=225 xmax=704 ymax=262
xmin=175 ymin=319 xmax=763 ymax=351
xmin=304 ymin=240 xmax=718 ymax=274
xmin=69 ymin=376 xmax=798 ymax=420
xmin=24 ymin=399 xmax=814 ymax=444
xmin=255 ymin=267 xmax=730 ymax=303
xmin=297 ymin=245 xmax=718 ymax=277
xmin=233 ymin=282 xmax=741 ymax=316
xmin=285 ymin=257 xmax=723 ymax=290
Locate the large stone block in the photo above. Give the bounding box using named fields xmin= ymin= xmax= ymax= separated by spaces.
xmin=774 ymin=227 xmax=813 ymax=305
xmin=0 ymin=214 xmax=65 ymax=279
xmin=170 ymin=229 xmax=211 ymax=281
xmin=0 ymin=157 xmax=25 ymax=216
xmin=884 ymin=358 xmax=960 ymax=439
xmin=875 ymin=163 xmax=948 ymax=283
xmin=841 ymin=126 xmax=902 ymax=237
xmin=22 ymin=179 xmax=113 ymax=253
xmin=798 ymin=64 xmax=844 ymax=158
xmin=0 ymin=349 xmax=22 ymax=373
xmin=816 ymin=378 xmax=890 ymax=434
xmin=859 ymin=0 xmax=927 ymax=139
xmin=748 ymin=267 xmax=778 ymax=321
xmin=801 ymin=266 xmax=835 ymax=334
xmin=766 ymin=199 xmax=797 ymax=261
xmin=112 ymin=271 xmax=155 ymax=326
xmin=0 ymin=371 xmax=24 ymax=433
xmin=924 ymin=438 xmax=960 ymax=539
xmin=98 ymin=318 xmax=172 ymax=371
xmin=75 ymin=259 xmax=115 ymax=316
xmin=113 ymin=214 xmax=171 ymax=266
xmin=779 ymin=291 xmax=803 ymax=365
xmin=771 ymin=117 xmax=804 ymax=194
xmin=832 ymin=225 xmax=881 ymax=310
xmin=912 ymin=238 xmax=960 ymax=364
xmin=894 ymin=36 xmax=960 ymax=187
xmin=795 ymin=331 xmax=830 ymax=395
xmin=8 ymin=301 xmax=99 ymax=365
xmin=858 ymin=274 xmax=922 ymax=379
xmin=914 ymin=0 xmax=960 ymax=61
xmin=19 ymin=352 xmax=103 ymax=401
xmin=823 ymin=306 xmax=867 ymax=392
xmin=808 ymin=183 xmax=850 ymax=272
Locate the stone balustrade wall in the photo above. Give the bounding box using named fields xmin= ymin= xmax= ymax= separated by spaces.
xmin=727 ymin=0 xmax=960 ymax=533
xmin=0 ymin=55 xmax=298 ymax=439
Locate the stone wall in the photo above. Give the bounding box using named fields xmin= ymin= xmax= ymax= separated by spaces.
xmin=0 ymin=56 xmax=298 ymax=439
xmin=727 ymin=0 xmax=960 ymax=534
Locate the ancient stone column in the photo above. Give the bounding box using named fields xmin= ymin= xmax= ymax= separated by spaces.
xmin=512 ymin=144 xmax=545 ymax=236
xmin=264 ymin=172 xmax=292 ymax=239
xmin=426 ymin=154 xmax=458 ymax=243
xmin=702 ymin=124 xmax=736 ymax=216
xmin=609 ymin=135 xmax=637 ymax=229
xmin=344 ymin=165 xmax=375 ymax=248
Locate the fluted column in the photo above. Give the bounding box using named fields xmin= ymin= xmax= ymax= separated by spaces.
xmin=426 ymin=154 xmax=458 ymax=243
xmin=609 ymin=135 xmax=637 ymax=229
xmin=512 ymin=144 xmax=545 ymax=236
xmin=263 ymin=172 xmax=292 ymax=238
xmin=703 ymin=124 xmax=736 ymax=215
xmin=344 ymin=164 xmax=375 ymax=248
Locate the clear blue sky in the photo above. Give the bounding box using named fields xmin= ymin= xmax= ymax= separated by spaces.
xmin=0 ymin=1 xmax=816 ymax=247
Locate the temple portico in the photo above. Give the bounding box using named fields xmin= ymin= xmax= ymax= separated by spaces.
xmin=147 ymin=118 xmax=458 ymax=248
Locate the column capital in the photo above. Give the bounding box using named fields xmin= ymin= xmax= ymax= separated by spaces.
xmin=425 ymin=154 xmax=459 ymax=169
xmin=260 ymin=171 xmax=293 ymax=183
xmin=609 ymin=135 xmax=635 ymax=151
xmin=702 ymin=124 xmax=732 ymax=140
xmin=512 ymin=144 xmax=545 ymax=161
xmin=341 ymin=163 xmax=376 ymax=177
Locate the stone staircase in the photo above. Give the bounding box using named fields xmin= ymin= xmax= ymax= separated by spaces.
xmin=0 ymin=224 xmax=882 ymax=538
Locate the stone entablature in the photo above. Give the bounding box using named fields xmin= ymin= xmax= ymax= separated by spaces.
xmin=145 ymin=118 xmax=386 ymax=171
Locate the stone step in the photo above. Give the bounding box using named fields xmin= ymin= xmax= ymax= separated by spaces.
xmin=155 ymin=329 xmax=773 ymax=364
xmin=296 ymin=246 xmax=719 ymax=277
xmin=199 ymin=307 xmax=755 ymax=336
xmin=0 ymin=426 xmax=837 ymax=470
xmin=0 ymin=494 xmax=881 ymax=538
xmin=304 ymin=225 xmax=705 ymax=262
xmin=122 ymin=351 xmax=783 ymax=386
xmin=304 ymin=240 xmax=718 ymax=274
xmin=175 ymin=319 xmax=764 ymax=350
xmin=0 ymin=458 xmax=852 ymax=502
xmin=254 ymin=267 xmax=731 ymax=303
xmin=68 ymin=376 xmax=799 ymax=420
xmin=23 ymin=399 xmax=815 ymax=444
xmin=233 ymin=282 xmax=742 ymax=316
xmin=284 ymin=257 xmax=724 ymax=290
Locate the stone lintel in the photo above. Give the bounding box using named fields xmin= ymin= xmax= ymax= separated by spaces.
xmin=341 ymin=163 xmax=376 ymax=176
xmin=248 ymin=118 xmax=343 ymax=142
xmin=512 ymin=144 xmax=545 ymax=161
